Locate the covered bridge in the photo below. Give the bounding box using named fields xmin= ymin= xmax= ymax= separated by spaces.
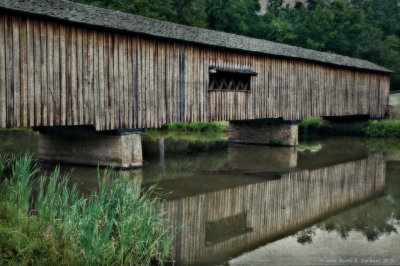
xmin=0 ymin=0 xmax=392 ymax=167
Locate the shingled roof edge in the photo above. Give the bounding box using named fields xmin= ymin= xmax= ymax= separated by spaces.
xmin=0 ymin=0 xmax=392 ymax=73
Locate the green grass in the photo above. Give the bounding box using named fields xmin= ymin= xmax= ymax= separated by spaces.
xmin=0 ymin=154 xmax=175 ymax=265
xmin=161 ymin=121 xmax=228 ymax=132
xmin=362 ymin=120 xmax=400 ymax=138
xmin=299 ymin=117 xmax=364 ymax=136
xmin=142 ymin=129 xmax=227 ymax=142
xmin=0 ymin=127 xmax=37 ymax=133
xmin=299 ymin=117 xmax=400 ymax=138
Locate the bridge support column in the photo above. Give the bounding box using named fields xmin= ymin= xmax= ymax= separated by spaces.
xmin=228 ymin=119 xmax=299 ymax=146
xmin=37 ymin=127 xmax=143 ymax=168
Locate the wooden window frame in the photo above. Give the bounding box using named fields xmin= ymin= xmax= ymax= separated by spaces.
xmin=208 ymin=67 xmax=257 ymax=93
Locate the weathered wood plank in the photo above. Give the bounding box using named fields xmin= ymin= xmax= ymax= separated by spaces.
xmin=97 ymin=31 xmax=105 ymax=130
xmin=66 ymin=25 xmax=72 ymax=125
xmin=58 ymin=24 xmax=66 ymax=125
xmin=165 ymin=41 xmax=171 ymax=123
xmin=76 ymin=27 xmax=83 ymax=125
xmin=52 ymin=23 xmax=60 ymax=125
xmin=127 ymin=34 xmax=133 ymax=128
xmin=71 ymin=26 xmax=78 ymax=125
xmin=40 ymin=20 xmax=47 ymax=126
xmin=12 ymin=16 xmax=20 ymax=127
xmin=104 ymin=32 xmax=110 ymax=129
xmin=46 ymin=21 xmax=54 ymax=126
xmin=145 ymin=38 xmax=150 ymax=127
xmin=136 ymin=37 xmax=142 ymax=128
xmin=123 ymin=36 xmax=129 ymax=128
xmin=93 ymin=29 xmax=99 ymax=129
xmin=33 ymin=18 xmax=41 ymax=127
xmin=88 ymin=29 xmax=94 ymax=126
xmin=20 ymin=17 xmax=28 ymax=127
xmin=0 ymin=14 xmax=6 ymax=128
xmin=82 ymin=28 xmax=89 ymax=125
xmin=108 ymin=33 xmax=115 ymax=129
xmin=132 ymin=37 xmax=138 ymax=128
xmin=113 ymin=33 xmax=120 ymax=128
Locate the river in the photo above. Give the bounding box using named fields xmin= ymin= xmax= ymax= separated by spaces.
xmin=0 ymin=129 xmax=399 ymax=265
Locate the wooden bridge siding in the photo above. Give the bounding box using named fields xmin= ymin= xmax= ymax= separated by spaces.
xmin=0 ymin=13 xmax=390 ymax=130
xmin=165 ymin=153 xmax=386 ymax=265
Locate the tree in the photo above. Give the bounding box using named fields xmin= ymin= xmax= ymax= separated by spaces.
xmin=263 ymin=12 xmax=297 ymax=44
xmin=174 ymin=0 xmax=208 ymax=27
xmin=205 ymin=0 xmax=265 ymax=38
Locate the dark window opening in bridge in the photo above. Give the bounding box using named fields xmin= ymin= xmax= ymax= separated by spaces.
xmin=208 ymin=67 xmax=257 ymax=92
xmin=205 ymin=213 xmax=252 ymax=246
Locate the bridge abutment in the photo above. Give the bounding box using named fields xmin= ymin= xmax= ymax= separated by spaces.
xmin=228 ymin=119 xmax=299 ymax=146
xmin=37 ymin=127 xmax=143 ymax=168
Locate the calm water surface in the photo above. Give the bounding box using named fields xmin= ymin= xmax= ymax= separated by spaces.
xmin=0 ymin=129 xmax=399 ymax=265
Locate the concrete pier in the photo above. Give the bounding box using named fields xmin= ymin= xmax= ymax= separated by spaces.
xmin=228 ymin=119 xmax=299 ymax=146
xmin=37 ymin=127 xmax=143 ymax=168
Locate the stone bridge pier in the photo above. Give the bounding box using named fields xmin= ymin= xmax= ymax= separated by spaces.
xmin=228 ymin=119 xmax=300 ymax=146
xmin=37 ymin=127 xmax=143 ymax=168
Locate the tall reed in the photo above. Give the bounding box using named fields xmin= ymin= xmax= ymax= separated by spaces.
xmin=0 ymin=154 xmax=175 ymax=265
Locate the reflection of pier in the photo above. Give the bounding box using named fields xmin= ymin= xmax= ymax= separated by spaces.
xmin=227 ymin=144 xmax=298 ymax=172
xmin=163 ymin=153 xmax=386 ymax=265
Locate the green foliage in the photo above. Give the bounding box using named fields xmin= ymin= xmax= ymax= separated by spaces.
xmin=362 ymin=120 xmax=400 ymax=138
xmin=161 ymin=121 xmax=228 ymax=132
xmin=175 ymin=0 xmax=208 ymax=28
xmin=298 ymin=117 xmax=323 ymax=135
xmin=299 ymin=117 xmax=400 ymax=138
xmin=299 ymin=116 xmax=364 ymax=136
xmin=264 ymin=12 xmax=297 ymax=43
xmin=142 ymin=129 xmax=227 ymax=142
xmin=205 ymin=0 xmax=265 ymax=38
xmin=0 ymin=155 xmax=175 ymax=265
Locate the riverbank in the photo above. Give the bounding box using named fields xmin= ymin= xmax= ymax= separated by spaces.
xmin=160 ymin=119 xmax=400 ymax=138
xmin=161 ymin=121 xmax=228 ymax=132
xmin=0 ymin=154 xmax=174 ymax=265
xmin=299 ymin=117 xmax=400 ymax=138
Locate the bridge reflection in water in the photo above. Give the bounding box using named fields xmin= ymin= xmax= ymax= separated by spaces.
xmin=159 ymin=150 xmax=386 ymax=265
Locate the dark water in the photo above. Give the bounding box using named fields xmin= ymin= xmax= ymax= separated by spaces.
xmin=1 ymin=129 xmax=399 ymax=265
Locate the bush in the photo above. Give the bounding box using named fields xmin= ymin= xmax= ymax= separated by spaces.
xmin=162 ymin=121 xmax=228 ymax=132
xmin=298 ymin=117 xmax=323 ymax=135
xmin=362 ymin=120 xmax=400 ymax=138
xmin=0 ymin=154 xmax=175 ymax=265
xmin=299 ymin=117 xmax=400 ymax=138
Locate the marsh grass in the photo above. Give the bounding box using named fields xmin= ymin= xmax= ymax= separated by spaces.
xmin=0 ymin=154 xmax=175 ymax=265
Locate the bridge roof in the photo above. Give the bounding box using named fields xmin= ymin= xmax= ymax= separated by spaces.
xmin=0 ymin=0 xmax=392 ymax=73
